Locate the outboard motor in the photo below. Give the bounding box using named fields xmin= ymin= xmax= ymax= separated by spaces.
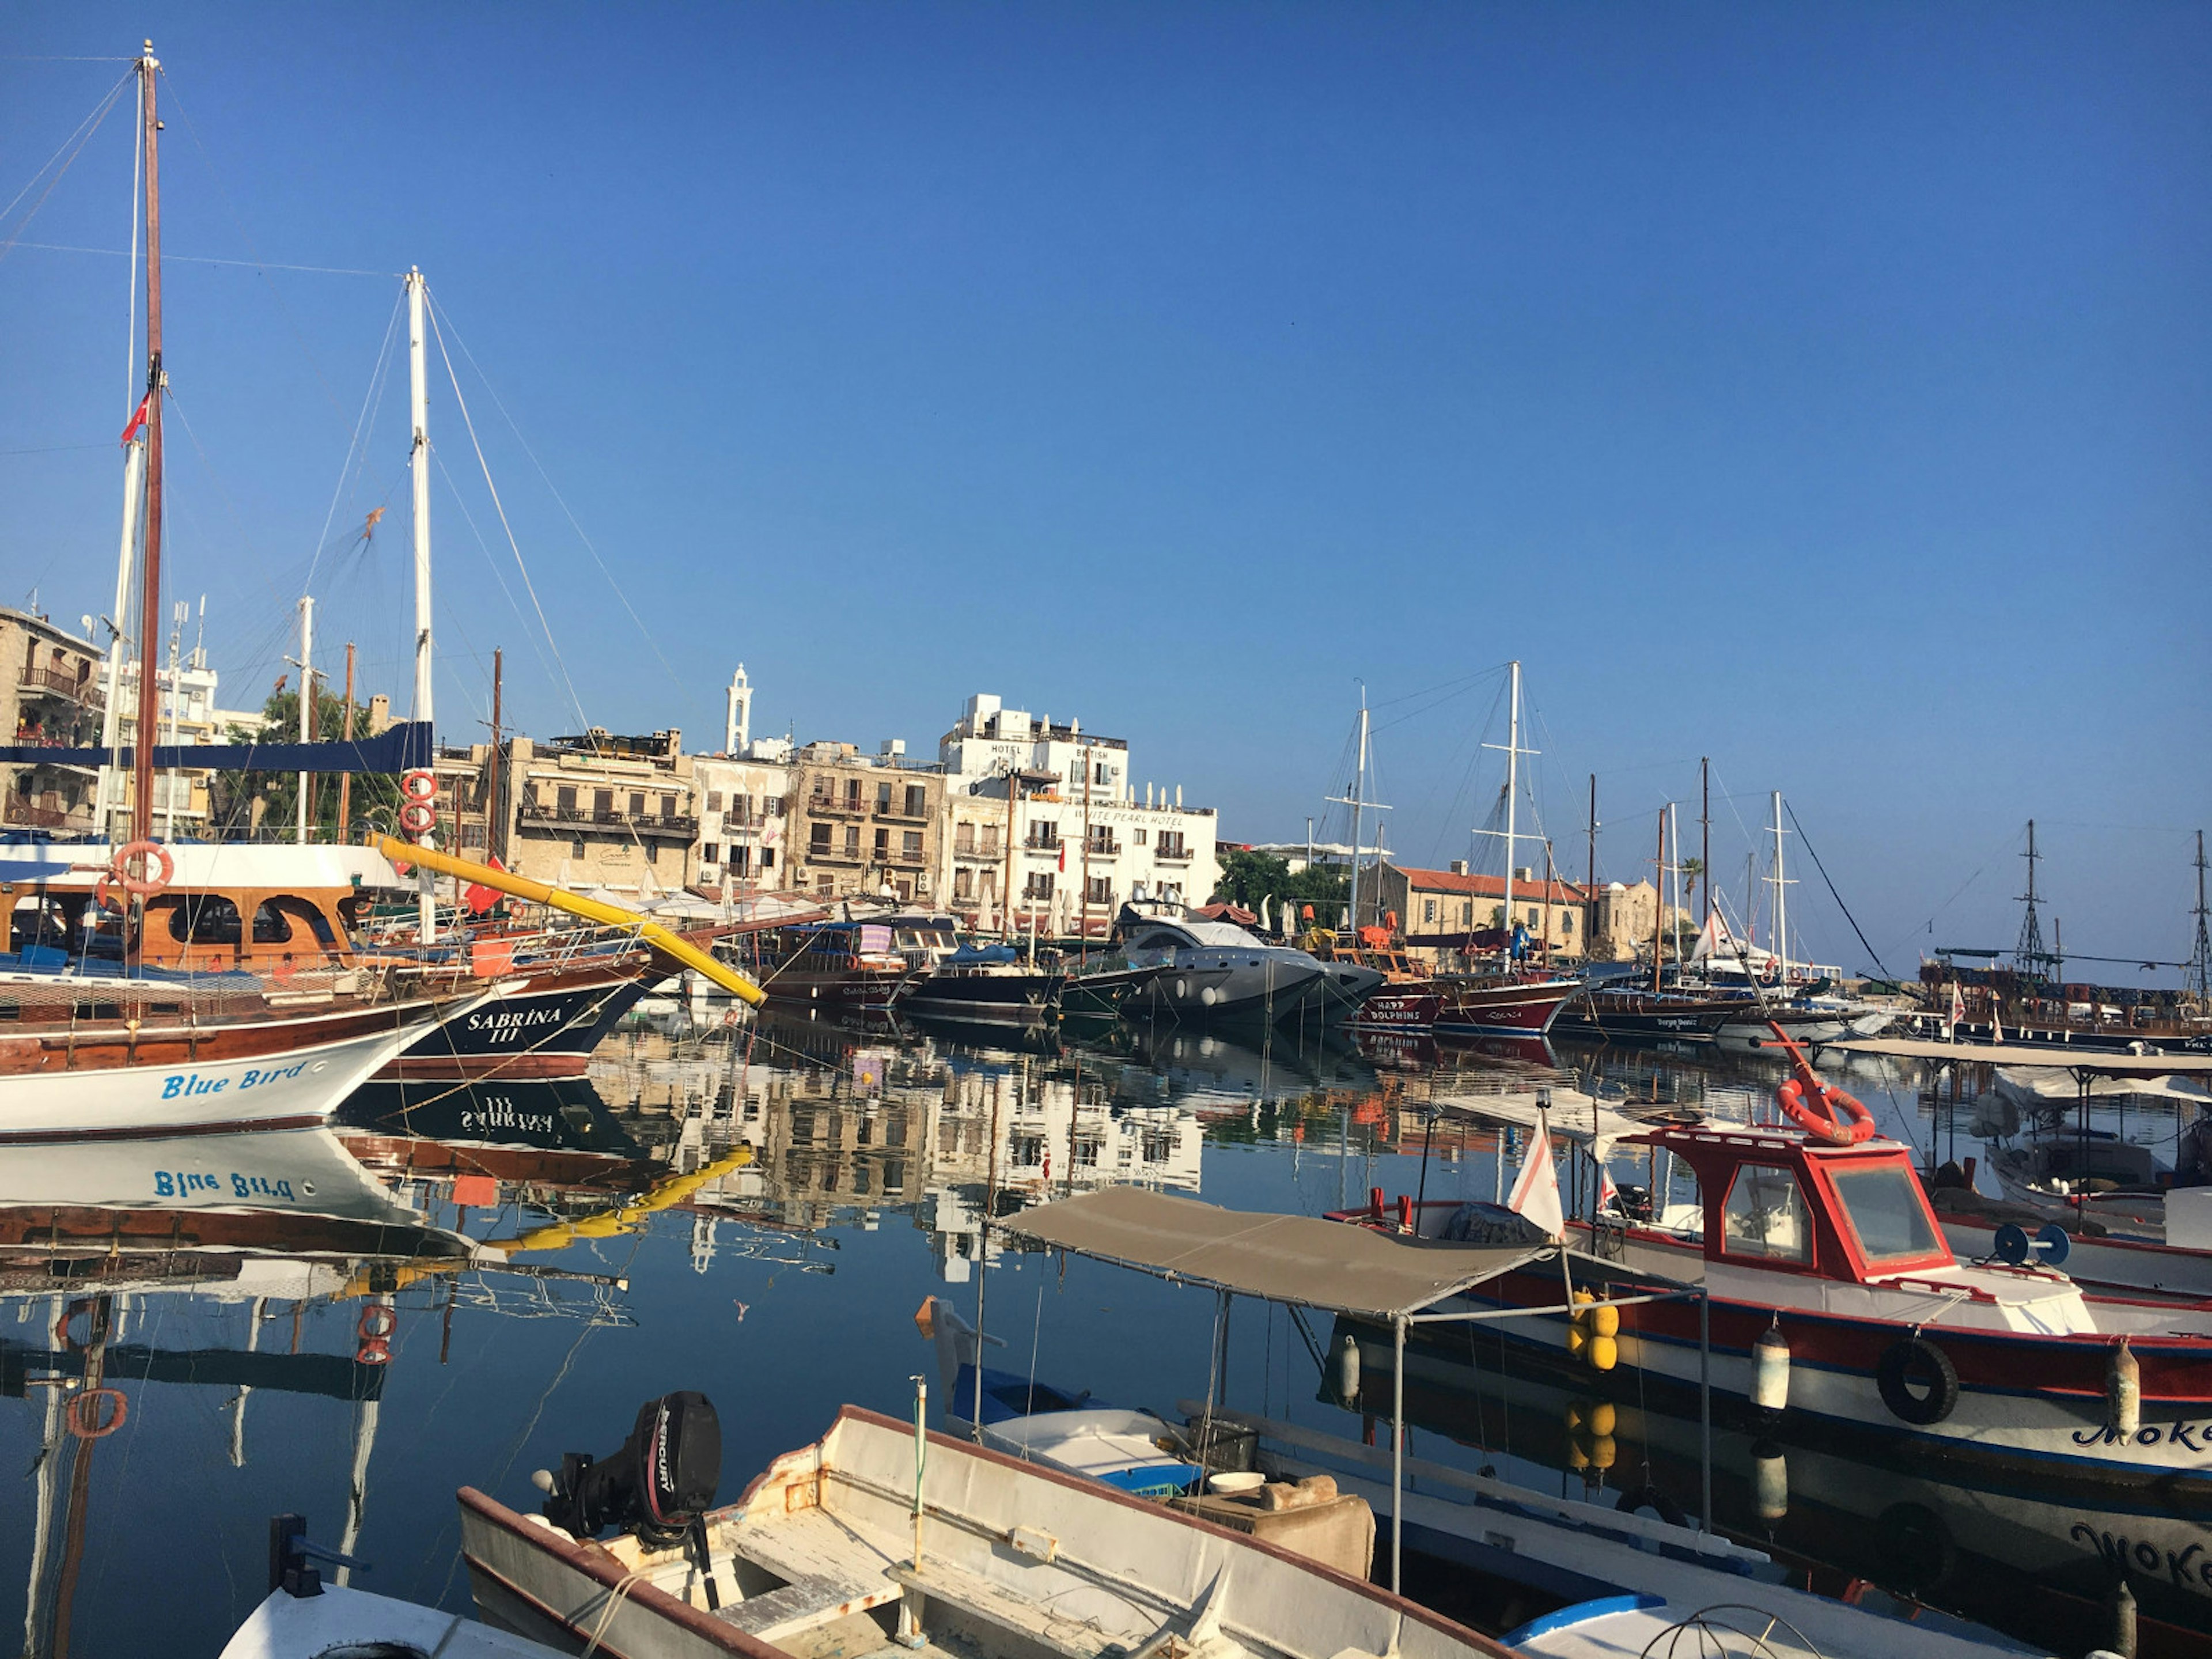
xmin=533 ymin=1392 xmax=721 ymax=1547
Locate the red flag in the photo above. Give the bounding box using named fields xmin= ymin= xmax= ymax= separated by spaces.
xmin=119 ymin=394 xmax=150 ymax=448
xmin=1056 ymin=842 xmax=1066 ymax=874
xmin=464 ymin=854 xmax=508 ymax=916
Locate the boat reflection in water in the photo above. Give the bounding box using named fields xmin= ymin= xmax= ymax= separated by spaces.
xmin=1327 ymin=1311 xmax=2212 ymax=1659
xmin=1 ymin=1079 xmax=733 ymax=1659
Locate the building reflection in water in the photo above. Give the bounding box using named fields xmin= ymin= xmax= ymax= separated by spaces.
xmin=587 ymin=1012 xmax=1203 ymax=1283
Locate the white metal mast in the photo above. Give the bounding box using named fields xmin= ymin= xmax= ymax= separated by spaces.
xmin=406 ymin=268 xmax=437 ymax=942
xmin=1503 ymin=661 xmax=1520 ymax=950
xmin=1478 ymin=661 xmax=1538 ymax=965
xmin=162 ymin=598 xmax=184 ymax=838
xmin=1328 ymin=689 xmax=1372 ymax=933
xmin=92 ymin=440 xmax=145 ymax=836
xmin=1769 ymin=790 xmax=1791 ymax=987
xmin=291 ymin=596 xmax=313 ymax=843
xmin=1669 ymin=802 xmax=1684 ymax=973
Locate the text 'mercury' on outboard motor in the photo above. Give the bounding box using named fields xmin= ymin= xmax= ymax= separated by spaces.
xmin=532 ymin=1392 xmax=721 ymax=1547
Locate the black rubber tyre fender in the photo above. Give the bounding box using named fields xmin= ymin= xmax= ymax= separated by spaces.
xmin=1872 ymin=1501 xmax=1959 ymax=1594
xmin=1614 ymin=1484 xmax=1688 ymax=1529
xmin=1876 ymin=1336 xmax=1960 ymax=1425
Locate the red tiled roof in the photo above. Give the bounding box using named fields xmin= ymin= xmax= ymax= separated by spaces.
xmin=1388 ymin=863 xmax=1589 ymax=904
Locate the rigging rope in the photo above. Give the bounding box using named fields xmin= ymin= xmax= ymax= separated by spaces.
xmin=0 ymin=71 xmax=131 ymax=263
xmin=1783 ymin=800 xmax=1893 ymax=980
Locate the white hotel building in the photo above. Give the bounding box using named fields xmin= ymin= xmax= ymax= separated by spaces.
xmin=935 ymin=693 xmax=1219 ymax=936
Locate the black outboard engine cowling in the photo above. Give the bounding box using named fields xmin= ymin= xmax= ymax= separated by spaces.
xmin=538 ymin=1392 xmax=721 ymax=1547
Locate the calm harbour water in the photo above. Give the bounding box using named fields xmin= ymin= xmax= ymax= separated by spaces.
xmin=2 ymin=1010 xmax=2204 ymax=1658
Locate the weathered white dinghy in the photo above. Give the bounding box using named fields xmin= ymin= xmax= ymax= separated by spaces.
xmin=459 ymin=1400 xmax=1531 ymax=1659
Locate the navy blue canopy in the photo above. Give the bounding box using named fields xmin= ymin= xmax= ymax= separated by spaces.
xmin=0 ymin=720 xmax=431 ymax=775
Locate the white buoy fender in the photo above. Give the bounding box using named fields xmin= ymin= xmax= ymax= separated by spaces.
xmin=1331 ymin=1334 xmax=1361 ymax=1404
xmin=1751 ymin=1324 xmax=1791 ymax=1415
xmin=2109 ymin=1336 xmax=2141 ymax=1438
xmin=1751 ymin=1440 xmax=1789 ymax=1523
xmin=1200 ymin=986 xmax=1218 ymax=1006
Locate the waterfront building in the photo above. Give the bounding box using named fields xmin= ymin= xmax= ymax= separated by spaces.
xmin=691 ymin=753 xmax=796 ymax=894
xmin=106 ymin=647 xmax=263 ymax=839
xmin=787 ymin=740 xmax=945 ymax=903
xmin=1 ymin=608 xmax=105 ymax=836
xmin=937 ymin=692 xmax=1219 ymax=934
xmin=500 ymin=727 xmax=700 ymax=895
xmin=1372 ymin=860 xmax=1596 ymax=967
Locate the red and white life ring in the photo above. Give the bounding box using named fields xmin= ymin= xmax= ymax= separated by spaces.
xmin=397 ymin=800 xmax=436 ymax=835
xmin=400 ymin=769 xmax=438 ymax=802
xmin=111 ymin=839 xmax=173 ymax=897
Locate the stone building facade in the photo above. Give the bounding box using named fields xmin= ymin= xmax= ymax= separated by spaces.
xmin=786 ymin=742 xmax=945 ymax=904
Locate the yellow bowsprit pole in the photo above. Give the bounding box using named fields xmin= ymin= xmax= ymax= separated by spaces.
xmin=374 ymin=834 xmax=766 ymax=1006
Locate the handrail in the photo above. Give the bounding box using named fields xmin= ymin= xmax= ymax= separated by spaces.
xmin=373 ymin=834 xmax=765 ymax=1005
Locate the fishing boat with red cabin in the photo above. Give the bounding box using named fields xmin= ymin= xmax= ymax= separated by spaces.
xmin=1333 ymin=1024 xmax=2212 ymax=1498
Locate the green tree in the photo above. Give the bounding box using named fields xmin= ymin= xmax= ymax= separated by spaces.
xmin=209 ymin=683 xmax=400 ymax=842
xmin=1211 ymin=849 xmax=1350 ymax=927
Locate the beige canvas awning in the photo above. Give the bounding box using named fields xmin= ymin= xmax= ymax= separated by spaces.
xmin=1007 ymin=1187 xmax=1550 ymax=1321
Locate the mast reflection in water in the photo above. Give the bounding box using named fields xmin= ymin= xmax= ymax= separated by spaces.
xmin=1 ymin=1017 xmax=2205 ymax=1658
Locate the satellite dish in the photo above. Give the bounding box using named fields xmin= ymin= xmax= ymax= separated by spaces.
xmin=79 ymin=615 xmax=95 ymax=639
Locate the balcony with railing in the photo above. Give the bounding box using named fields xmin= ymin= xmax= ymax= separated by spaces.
xmin=5 ymin=798 xmax=79 ymax=830
xmin=1086 ymin=834 xmax=1122 ymax=858
xmin=1024 ymin=832 xmax=1061 ymax=852
xmin=517 ymin=800 xmax=698 ymax=839
xmin=1156 ymin=840 xmax=1192 ymax=863
xmin=17 ymin=666 xmax=101 ymax=707
xmin=807 ymin=791 xmax=868 ymax=817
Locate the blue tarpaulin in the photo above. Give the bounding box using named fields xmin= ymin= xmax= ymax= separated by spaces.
xmin=0 ymin=720 xmax=431 ymax=775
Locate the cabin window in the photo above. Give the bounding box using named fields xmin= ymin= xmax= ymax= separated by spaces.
xmin=262 ymin=899 xmax=339 ymax=947
xmin=1719 ymin=1164 xmax=1812 ymax=1264
xmin=251 ymin=903 xmax=294 ymax=945
xmin=1830 ymin=1164 xmax=1942 ymax=1266
xmin=164 ymin=895 xmax=242 ymax=946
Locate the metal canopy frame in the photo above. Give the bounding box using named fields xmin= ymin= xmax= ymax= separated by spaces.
xmin=1009 ymin=1187 xmax=1715 ymax=1593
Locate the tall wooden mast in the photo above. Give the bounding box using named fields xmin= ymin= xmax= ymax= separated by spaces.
xmin=130 ymin=42 xmax=164 ymax=850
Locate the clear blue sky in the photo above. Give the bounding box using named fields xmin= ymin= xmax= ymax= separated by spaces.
xmin=3 ymin=4 xmax=2208 ymax=976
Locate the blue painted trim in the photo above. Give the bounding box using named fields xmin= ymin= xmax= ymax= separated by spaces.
xmin=1499 ymin=1593 xmax=1665 ymax=1648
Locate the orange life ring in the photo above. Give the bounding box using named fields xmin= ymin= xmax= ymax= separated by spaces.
xmin=397 ymin=800 xmax=436 ymax=835
xmin=93 ymin=873 xmax=124 ymax=914
xmin=112 ymin=840 xmax=173 ymax=897
xmin=357 ymin=1304 xmax=397 ymax=1340
xmin=400 ymin=769 xmax=438 ymax=802
xmin=1777 ymin=1075 xmax=1876 ymax=1145
xmin=54 ymin=1298 xmax=100 ymax=1350
xmin=67 ymin=1387 xmax=127 ymax=1440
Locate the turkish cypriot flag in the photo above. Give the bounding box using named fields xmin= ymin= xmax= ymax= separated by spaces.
xmin=1508 ymin=1110 xmax=1565 ymax=1238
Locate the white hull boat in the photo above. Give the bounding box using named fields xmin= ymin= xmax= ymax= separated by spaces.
xmin=0 ymin=993 xmax=471 ymax=1142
